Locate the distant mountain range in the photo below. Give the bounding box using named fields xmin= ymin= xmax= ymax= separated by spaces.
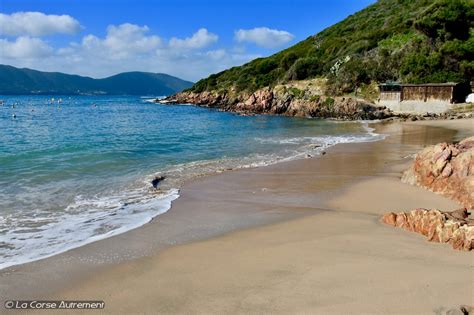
xmin=0 ymin=65 xmax=193 ymax=95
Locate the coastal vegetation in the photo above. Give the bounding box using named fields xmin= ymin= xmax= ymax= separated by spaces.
xmin=189 ymin=0 xmax=473 ymax=96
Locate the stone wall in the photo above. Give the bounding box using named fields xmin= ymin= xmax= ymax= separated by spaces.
xmin=379 ymin=100 xmax=456 ymax=114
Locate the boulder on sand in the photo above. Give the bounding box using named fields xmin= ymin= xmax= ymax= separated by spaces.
xmin=401 ymin=137 xmax=474 ymax=209
xmin=381 ymin=208 xmax=473 ymax=251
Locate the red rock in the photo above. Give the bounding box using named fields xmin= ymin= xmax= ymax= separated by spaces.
xmin=381 ymin=208 xmax=473 ymax=251
xmin=168 ymin=88 xmax=393 ymax=120
xmin=402 ymin=137 xmax=474 ymax=209
xmin=381 ymin=212 xmax=396 ymax=225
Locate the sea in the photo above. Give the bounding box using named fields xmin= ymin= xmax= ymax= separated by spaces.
xmin=0 ymin=95 xmax=384 ymax=269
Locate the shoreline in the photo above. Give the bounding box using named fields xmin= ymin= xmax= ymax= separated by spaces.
xmin=1 ymin=118 xmax=473 ymax=313
xmin=0 ymin=117 xmax=381 ymax=272
xmin=1 ymin=119 xmax=382 ymax=298
xmin=163 ymin=86 xmax=473 ymax=121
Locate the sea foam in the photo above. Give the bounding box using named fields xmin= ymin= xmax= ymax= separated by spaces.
xmin=0 ymin=95 xmax=384 ymax=270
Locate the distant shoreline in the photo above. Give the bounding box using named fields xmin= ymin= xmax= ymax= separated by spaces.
xmin=0 ymin=64 xmax=193 ymax=96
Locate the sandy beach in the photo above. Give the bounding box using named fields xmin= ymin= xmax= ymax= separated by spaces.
xmin=2 ymin=119 xmax=473 ymax=314
xmin=2 ymin=0 xmax=473 ymax=313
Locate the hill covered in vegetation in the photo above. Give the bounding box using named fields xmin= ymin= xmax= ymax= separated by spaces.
xmin=0 ymin=65 xmax=193 ymax=95
xmin=190 ymin=0 xmax=473 ymax=96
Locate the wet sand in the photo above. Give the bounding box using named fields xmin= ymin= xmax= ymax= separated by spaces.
xmin=2 ymin=119 xmax=473 ymax=314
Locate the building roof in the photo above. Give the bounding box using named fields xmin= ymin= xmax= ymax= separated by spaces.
xmin=401 ymin=83 xmax=459 ymax=87
xmin=379 ymin=82 xmax=459 ymax=87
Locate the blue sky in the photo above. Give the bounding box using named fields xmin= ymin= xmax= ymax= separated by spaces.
xmin=0 ymin=0 xmax=375 ymax=81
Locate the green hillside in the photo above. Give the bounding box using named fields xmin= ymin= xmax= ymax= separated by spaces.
xmin=190 ymin=0 xmax=473 ymax=96
xmin=0 ymin=65 xmax=193 ymax=95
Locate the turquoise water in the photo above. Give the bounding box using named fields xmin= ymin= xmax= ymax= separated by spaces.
xmin=0 ymin=95 xmax=383 ymax=269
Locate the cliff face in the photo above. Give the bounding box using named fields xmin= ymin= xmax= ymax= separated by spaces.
xmin=402 ymin=136 xmax=474 ymax=209
xmin=170 ymin=83 xmax=393 ymax=120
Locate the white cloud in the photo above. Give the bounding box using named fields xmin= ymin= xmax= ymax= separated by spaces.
xmin=104 ymin=24 xmax=162 ymax=54
xmin=79 ymin=23 xmax=162 ymax=59
xmin=0 ymin=22 xmax=260 ymax=81
xmin=205 ymin=49 xmax=227 ymax=60
xmin=234 ymin=27 xmax=294 ymax=48
xmin=0 ymin=12 xmax=81 ymax=36
xmin=0 ymin=36 xmax=53 ymax=59
xmin=169 ymin=28 xmax=218 ymax=50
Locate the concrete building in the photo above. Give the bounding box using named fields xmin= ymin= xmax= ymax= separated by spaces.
xmin=377 ymin=83 xmax=470 ymax=114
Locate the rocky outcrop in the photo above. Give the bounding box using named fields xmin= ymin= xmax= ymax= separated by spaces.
xmin=435 ymin=305 xmax=474 ymax=315
xmin=382 ymin=137 xmax=474 ymax=251
xmin=381 ymin=208 xmax=473 ymax=251
xmin=164 ymin=87 xmax=474 ymax=121
xmin=151 ymin=175 xmax=166 ymax=189
xmin=402 ymin=137 xmax=474 ymax=209
xmin=166 ymin=86 xmax=393 ymax=120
